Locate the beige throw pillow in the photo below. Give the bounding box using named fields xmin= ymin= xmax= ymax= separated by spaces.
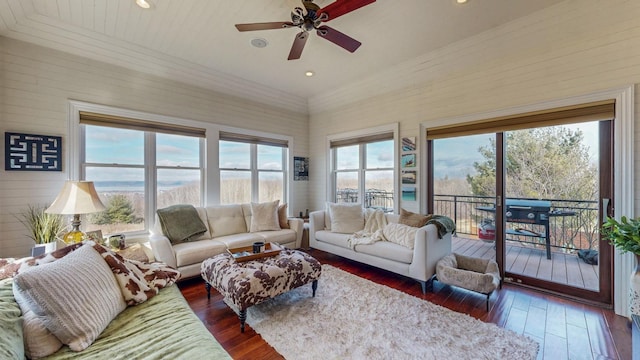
xmin=250 ymin=200 xmax=281 ymax=232
xmin=328 ymin=202 xmax=364 ymax=234
xmin=399 ymin=208 xmax=432 ymax=228
xmin=12 ymin=288 xmax=63 ymax=359
xmin=13 ymin=244 xmax=126 ymax=352
xmin=278 ymin=203 xmax=290 ymax=229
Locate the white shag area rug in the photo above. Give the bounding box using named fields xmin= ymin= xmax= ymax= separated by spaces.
xmin=243 ymin=265 xmax=539 ymax=360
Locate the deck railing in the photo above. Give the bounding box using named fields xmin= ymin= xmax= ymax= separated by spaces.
xmin=336 ymin=188 xmax=394 ymax=212
xmin=434 ymin=194 xmax=599 ymax=252
xmin=335 ymin=190 xmax=598 ymax=252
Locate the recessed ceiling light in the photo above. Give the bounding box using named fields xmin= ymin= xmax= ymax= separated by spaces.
xmin=136 ymin=0 xmax=151 ymax=9
xmin=456 ymin=0 xmax=468 ymax=3
xmin=251 ymin=38 xmax=268 ymax=48
xmin=305 ymin=71 xmax=314 ymax=77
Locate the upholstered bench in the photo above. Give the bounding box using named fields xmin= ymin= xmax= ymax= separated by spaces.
xmin=201 ymin=249 xmax=321 ymax=332
xmin=435 ymin=253 xmax=500 ymax=311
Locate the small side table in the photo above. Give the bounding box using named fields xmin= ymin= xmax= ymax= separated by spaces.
xmin=301 ymin=222 xmax=310 ymax=250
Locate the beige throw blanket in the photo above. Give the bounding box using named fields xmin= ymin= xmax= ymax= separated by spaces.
xmin=347 ymin=208 xmax=387 ymax=249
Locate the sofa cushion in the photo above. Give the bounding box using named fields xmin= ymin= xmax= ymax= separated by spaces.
xmin=399 ymin=208 xmax=431 ymax=228
xmin=383 ymin=223 xmax=418 ymax=249
xmin=207 ymin=205 xmax=247 ymax=238
xmin=12 ymin=244 xmax=127 ymax=352
xmin=328 ymin=202 xmax=364 ymax=234
xmin=250 ymin=200 xmax=281 ymax=232
xmin=214 ymin=233 xmax=265 ymax=250
xmin=314 ymin=230 xmax=351 ymax=250
xmin=174 ymin=240 xmax=228 ymax=268
xmin=355 ymin=241 xmax=414 ymax=264
xmin=254 ymin=229 xmax=297 ymax=244
xmin=278 ymin=203 xmax=290 ymax=229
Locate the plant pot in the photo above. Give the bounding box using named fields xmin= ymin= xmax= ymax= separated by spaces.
xmin=630 ymin=254 xmax=640 ymax=317
xmin=31 ymin=242 xmax=57 ymax=257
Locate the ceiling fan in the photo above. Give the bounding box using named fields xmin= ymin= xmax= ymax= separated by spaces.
xmin=235 ymin=0 xmax=376 ymax=60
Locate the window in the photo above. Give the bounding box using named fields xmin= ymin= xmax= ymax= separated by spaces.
xmin=219 ymin=133 xmax=288 ymax=205
xmin=331 ymin=131 xmax=395 ymax=212
xmin=80 ymin=113 xmax=204 ymax=236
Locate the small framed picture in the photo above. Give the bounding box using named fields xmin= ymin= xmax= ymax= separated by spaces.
xmin=402 ymin=186 xmax=417 ymax=202
xmin=401 ymin=153 xmax=416 ymax=168
xmin=402 ymin=170 xmax=416 ymax=184
xmin=402 ymin=137 xmax=416 ymax=152
xmin=85 ymin=230 xmax=104 ymax=244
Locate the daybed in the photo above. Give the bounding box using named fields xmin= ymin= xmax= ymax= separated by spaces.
xmin=309 ymin=205 xmax=453 ymax=292
xmin=150 ymin=202 xmax=303 ymax=279
xmin=0 ymin=243 xmax=231 ymax=359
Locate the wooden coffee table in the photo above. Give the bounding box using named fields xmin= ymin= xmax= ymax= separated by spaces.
xmin=201 ymin=249 xmax=321 ymax=332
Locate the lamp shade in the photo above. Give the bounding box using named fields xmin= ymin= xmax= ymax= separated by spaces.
xmin=46 ymin=181 xmax=106 ymax=215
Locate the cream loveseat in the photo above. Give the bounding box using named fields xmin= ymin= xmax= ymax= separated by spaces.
xmin=309 ymin=206 xmax=452 ymax=293
xmin=150 ymin=202 xmax=303 ymax=279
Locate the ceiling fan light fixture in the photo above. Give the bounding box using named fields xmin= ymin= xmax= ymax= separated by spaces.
xmin=136 ymin=0 xmax=151 ymax=9
xmin=305 ymin=71 xmax=314 ymax=77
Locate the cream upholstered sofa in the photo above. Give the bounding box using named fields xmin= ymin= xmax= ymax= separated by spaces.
xmin=150 ymin=203 xmax=303 ymax=279
xmin=309 ymin=206 xmax=452 ymax=293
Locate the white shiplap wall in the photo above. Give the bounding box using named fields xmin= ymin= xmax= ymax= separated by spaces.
xmin=309 ymin=0 xmax=640 ymax=213
xmin=0 ymin=36 xmax=309 ymax=258
xmin=307 ymin=0 xmax=640 ymax=316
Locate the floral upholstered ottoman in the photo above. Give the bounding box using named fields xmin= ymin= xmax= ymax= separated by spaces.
xmin=201 ymin=249 xmax=321 ymax=332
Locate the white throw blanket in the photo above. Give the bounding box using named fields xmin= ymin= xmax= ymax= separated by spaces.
xmin=347 ymin=208 xmax=387 ymax=249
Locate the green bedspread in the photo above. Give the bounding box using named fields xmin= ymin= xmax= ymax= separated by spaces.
xmin=0 ymin=278 xmax=231 ymax=359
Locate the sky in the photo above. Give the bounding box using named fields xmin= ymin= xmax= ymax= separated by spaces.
xmin=433 ymin=121 xmax=600 ymax=180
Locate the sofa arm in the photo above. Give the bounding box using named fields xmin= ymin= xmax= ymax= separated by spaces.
xmin=149 ymin=234 xmax=177 ymax=269
xmin=308 ymin=210 xmax=325 ymax=246
xmin=287 ymin=217 xmax=303 ymax=249
xmin=409 ymin=224 xmax=452 ymax=282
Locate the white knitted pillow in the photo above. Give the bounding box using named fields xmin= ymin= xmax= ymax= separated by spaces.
xmin=250 ymin=200 xmax=281 ymax=232
xmin=383 ymin=222 xmax=418 ymax=249
xmin=13 ymin=244 xmax=126 ymax=352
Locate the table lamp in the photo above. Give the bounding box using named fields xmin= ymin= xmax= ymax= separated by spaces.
xmin=46 ymin=181 xmax=106 ymax=244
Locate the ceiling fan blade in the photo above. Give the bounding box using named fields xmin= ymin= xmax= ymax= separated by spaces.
xmin=288 ymin=32 xmax=309 ymax=60
xmin=235 ymin=22 xmax=294 ymax=32
xmin=316 ymin=25 xmax=361 ymax=53
xmin=317 ymin=0 xmax=376 ymax=22
xmin=285 ymin=0 xmax=307 ymax=16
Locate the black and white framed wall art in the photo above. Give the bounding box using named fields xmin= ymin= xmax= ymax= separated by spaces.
xmin=5 ymin=132 xmax=62 ymax=171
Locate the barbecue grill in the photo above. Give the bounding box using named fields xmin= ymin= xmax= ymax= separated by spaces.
xmin=505 ymin=199 xmax=551 ymax=224
xmin=477 ymin=199 xmax=574 ymax=260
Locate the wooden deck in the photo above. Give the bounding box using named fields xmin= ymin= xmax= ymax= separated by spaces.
xmin=452 ymin=236 xmax=599 ymax=291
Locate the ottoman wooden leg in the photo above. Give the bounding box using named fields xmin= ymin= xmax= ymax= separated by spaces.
xmin=239 ymin=309 xmax=247 ymax=333
xmin=312 ymin=280 xmax=318 ymax=297
xmin=205 ymin=282 xmax=211 ymax=300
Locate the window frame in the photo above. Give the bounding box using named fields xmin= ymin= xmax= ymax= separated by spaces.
xmin=327 ymin=123 xmax=399 ymax=212
xmin=218 ymin=140 xmax=289 ymax=204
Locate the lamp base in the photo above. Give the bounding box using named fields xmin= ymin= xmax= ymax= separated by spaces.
xmin=62 ymin=230 xmax=85 ymax=244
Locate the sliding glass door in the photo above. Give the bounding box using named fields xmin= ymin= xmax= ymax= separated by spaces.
xmin=427 ymin=104 xmax=614 ymax=305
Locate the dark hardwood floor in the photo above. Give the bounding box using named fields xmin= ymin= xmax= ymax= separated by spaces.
xmin=178 ymin=249 xmax=631 ymax=360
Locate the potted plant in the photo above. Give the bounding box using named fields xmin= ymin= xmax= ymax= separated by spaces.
xmin=602 ymin=216 xmax=640 ymax=317
xmin=16 ymin=204 xmax=66 ymax=256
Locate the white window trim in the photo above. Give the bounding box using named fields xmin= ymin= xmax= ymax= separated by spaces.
xmin=419 ymin=85 xmax=634 ymax=317
xmin=215 ymin=124 xmax=293 ymax=207
xmin=69 ymin=100 xmax=214 ymax=239
xmin=326 ymin=123 xmax=399 ymax=212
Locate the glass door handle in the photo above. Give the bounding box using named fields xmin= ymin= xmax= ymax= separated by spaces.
xmin=602 ymin=198 xmax=610 ymax=222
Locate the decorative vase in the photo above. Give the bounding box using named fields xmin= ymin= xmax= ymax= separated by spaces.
xmin=30 ymin=242 xmax=57 ymax=257
xmin=630 ymin=254 xmax=640 ymax=317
